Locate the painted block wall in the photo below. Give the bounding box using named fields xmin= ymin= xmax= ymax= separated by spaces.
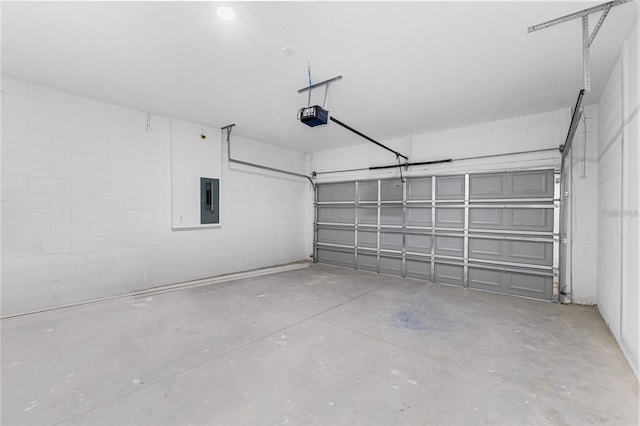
xmin=1 ymin=77 xmax=310 ymax=315
xmin=310 ymin=109 xmax=570 ymax=183
xmin=170 ymin=118 xmax=222 ymax=229
xmin=562 ymin=104 xmax=599 ymax=305
xmin=596 ymin=22 xmax=639 ymax=377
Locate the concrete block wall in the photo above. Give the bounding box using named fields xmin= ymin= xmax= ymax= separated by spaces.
xmin=310 ymin=109 xmax=570 ymax=183
xmin=1 ymin=77 xmax=310 ymax=315
xmin=562 ymin=104 xmax=599 ymax=305
xmin=596 ymin=22 xmax=639 ymax=377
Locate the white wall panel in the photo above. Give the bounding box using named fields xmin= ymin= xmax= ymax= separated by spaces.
xmin=170 ymin=118 xmax=221 ymax=229
xmin=1 ymin=77 xmax=309 ymax=315
xmin=311 ymin=110 xmax=569 ymax=184
xmin=596 ymin=23 xmax=639 ymax=378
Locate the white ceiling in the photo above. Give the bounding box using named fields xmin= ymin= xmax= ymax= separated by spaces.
xmin=1 ymin=1 xmax=638 ymax=153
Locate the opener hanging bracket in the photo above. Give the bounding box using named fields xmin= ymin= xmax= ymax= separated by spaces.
xmin=528 ymin=0 xmax=632 ymax=92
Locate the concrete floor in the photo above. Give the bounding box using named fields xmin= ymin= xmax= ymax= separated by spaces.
xmin=1 ymin=264 xmax=638 ymax=426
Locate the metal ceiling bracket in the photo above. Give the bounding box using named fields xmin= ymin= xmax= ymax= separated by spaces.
xmin=528 ymin=0 xmax=632 ymax=93
xmin=582 ymin=15 xmax=591 ymax=92
xmin=298 ymin=75 xmax=343 ymax=110
xmin=527 ymin=0 xmax=630 ymax=33
xmin=297 ymin=75 xmax=343 ymax=94
xmin=588 ymin=3 xmax=613 ymax=47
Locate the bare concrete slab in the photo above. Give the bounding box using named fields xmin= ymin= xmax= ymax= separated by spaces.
xmin=2 ymin=264 xmax=637 ymax=425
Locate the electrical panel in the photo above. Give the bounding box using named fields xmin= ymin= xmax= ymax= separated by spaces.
xmin=200 ymin=177 xmax=220 ymax=224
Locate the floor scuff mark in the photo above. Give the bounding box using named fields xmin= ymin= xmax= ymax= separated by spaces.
xmin=23 ymin=401 xmax=39 ymax=412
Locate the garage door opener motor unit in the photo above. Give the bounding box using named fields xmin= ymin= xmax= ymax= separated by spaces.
xmin=296 ymin=74 xmax=409 ymax=161
xmin=297 ymin=73 xmax=341 ymax=128
xmin=298 ymin=105 xmax=328 ymax=127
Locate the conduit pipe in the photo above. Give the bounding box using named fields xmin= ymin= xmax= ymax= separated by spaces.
xmin=222 ymin=124 xmax=318 ymax=262
xmin=222 ymin=124 xmax=315 ymax=189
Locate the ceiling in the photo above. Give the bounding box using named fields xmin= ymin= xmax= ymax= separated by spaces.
xmin=1 ymin=1 xmax=638 ymax=153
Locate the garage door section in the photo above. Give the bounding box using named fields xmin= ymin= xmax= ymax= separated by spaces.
xmin=315 ymin=170 xmax=560 ymax=301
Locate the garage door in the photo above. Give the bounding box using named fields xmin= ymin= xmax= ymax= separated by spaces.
xmin=315 ymin=169 xmax=560 ymax=301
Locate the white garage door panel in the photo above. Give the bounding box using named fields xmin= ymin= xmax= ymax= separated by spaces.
xmin=435 ymin=263 xmax=465 ymax=286
xmin=407 ymin=178 xmax=432 ymax=200
xmin=406 ymin=207 xmax=432 ymax=227
xmin=381 ymin=208 xmax=403 ymax=226
xmin=469 ymin=238 xmax=553 ymax=266
xmin=357 ymin=207 xmax=378 ymax=225
xmin=435 ymin=208 xmax=465 ymax=228
xmin=358 ymin=181 xmax=378 ymax=201
xmin=469 ymin=208 xmax=554 ymax=232
xmin=357 ymin=254 xmax=377 ymax=272
xmin=406 ymin=259 xmax=430 ymax=280
xmin=317 ymin=182 xmax=355 ymax=202
xmin=468 ymin=267 xmax=552 ymax=299
xmin=436 ymin=176 xmax=465 ymax=199
xmin=357 ymin=231 xmax=377 ymax=248
xmin=380 ymin=180 xmax=403 ymax=201
xmin=379 ymin=232 xmax=402 ymax=251
xmin=317 ymin=228 xmax=355 ymax=247
xmin=435 ymin=236 xmax=464 ymax=257
xmin=406 ymin=233 xmax=432 ymax=254
xmin=470 ymin=170 xmax=554 ymax=199
xmin=315 ymin=170 xmax=560 ymax=301
xmin=317 ymin=207 xmax=355 ymax=224
xmin=380 ymin=256 xmax=403 ymax=276
xmin=317 ymin=248 xmax=354 ymax=268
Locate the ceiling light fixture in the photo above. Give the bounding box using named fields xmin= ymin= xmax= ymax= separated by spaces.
xmin=216 ymin=6 xmax=235 ymax=20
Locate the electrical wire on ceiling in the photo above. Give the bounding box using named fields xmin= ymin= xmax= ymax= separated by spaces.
xmin=307 ymin=63 xmax=312 ymax=107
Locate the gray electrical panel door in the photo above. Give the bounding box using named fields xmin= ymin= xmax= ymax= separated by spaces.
xmin=315 ymin=170 xmax=559 ymax=301
xmin=200 ymin=177 xmax=219 ymax=224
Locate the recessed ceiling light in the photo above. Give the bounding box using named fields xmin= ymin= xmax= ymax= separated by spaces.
xmin=216 ymin=6 xmax=235 ymax=20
